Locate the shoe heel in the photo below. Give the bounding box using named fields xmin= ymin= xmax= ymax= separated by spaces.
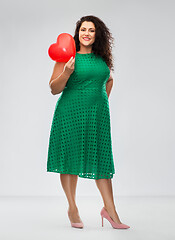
xmin=100 ymin=207 xmax=130 ymax=229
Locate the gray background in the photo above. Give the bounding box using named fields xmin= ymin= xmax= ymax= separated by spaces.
xmin=0 ymin=0 xmax=174 ymax=197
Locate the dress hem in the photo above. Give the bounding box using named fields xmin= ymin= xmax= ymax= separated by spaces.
xmin=47 ymin=169 xmax=115 ymax=180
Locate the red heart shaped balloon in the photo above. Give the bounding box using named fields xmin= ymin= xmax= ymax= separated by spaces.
xmin=48 ymin=33 xmax=76 ymax=62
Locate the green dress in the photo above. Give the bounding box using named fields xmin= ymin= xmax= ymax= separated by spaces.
xmin=47 ymin=52 xmax=115 ymax=179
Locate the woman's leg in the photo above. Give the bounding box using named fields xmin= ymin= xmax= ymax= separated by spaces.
xmin=95 ymin=178 xmax=122 ymax=224
xmin=60 ymin=174 xmax=82 ymax=223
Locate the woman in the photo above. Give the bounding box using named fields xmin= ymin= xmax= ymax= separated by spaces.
xmin=47 ymin=15 xmax=130 ymax=229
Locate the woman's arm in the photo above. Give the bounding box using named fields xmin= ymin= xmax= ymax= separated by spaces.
xmin=50 ymin=70 xmax=71 ymax=95
xmin=49 ymin=62 xmax=71 ymax=95
xmin=106 ymin=79 xmax=113 ymax=98
xmin=106 ymin=71 xmax=113 ymax=98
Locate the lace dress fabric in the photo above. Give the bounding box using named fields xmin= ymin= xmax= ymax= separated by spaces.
xmin=47 ymin=52 xmax=115 ymax=179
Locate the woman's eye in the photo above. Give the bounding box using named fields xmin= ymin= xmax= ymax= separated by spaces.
xmin=81 ymin=29 xmax=95 ymax=32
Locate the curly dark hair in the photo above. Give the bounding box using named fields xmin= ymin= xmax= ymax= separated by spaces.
xmin=73 ymin=15 xmax=115 ymax=72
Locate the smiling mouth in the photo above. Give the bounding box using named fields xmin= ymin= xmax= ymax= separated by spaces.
xmin=83 ymin=38 xmax=91 ymax=41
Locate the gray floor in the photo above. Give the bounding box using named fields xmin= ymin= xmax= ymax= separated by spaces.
xmin=0 ymin=196 xmax=174 ymax=240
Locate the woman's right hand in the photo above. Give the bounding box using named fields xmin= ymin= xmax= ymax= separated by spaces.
xmin=63 ymin=56 xmax=75 ymax=76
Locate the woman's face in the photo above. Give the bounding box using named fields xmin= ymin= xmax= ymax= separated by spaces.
xmin=79 ymin=21 xmax=96 ymax=47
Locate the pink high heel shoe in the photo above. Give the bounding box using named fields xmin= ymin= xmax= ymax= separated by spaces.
xmin=71 ymin=222 xmax=84 ymax=228
xmin=100 ymin=207 xmax=130 ymax=229
xmin=68 ymin=210 xmax=84 ymax=228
